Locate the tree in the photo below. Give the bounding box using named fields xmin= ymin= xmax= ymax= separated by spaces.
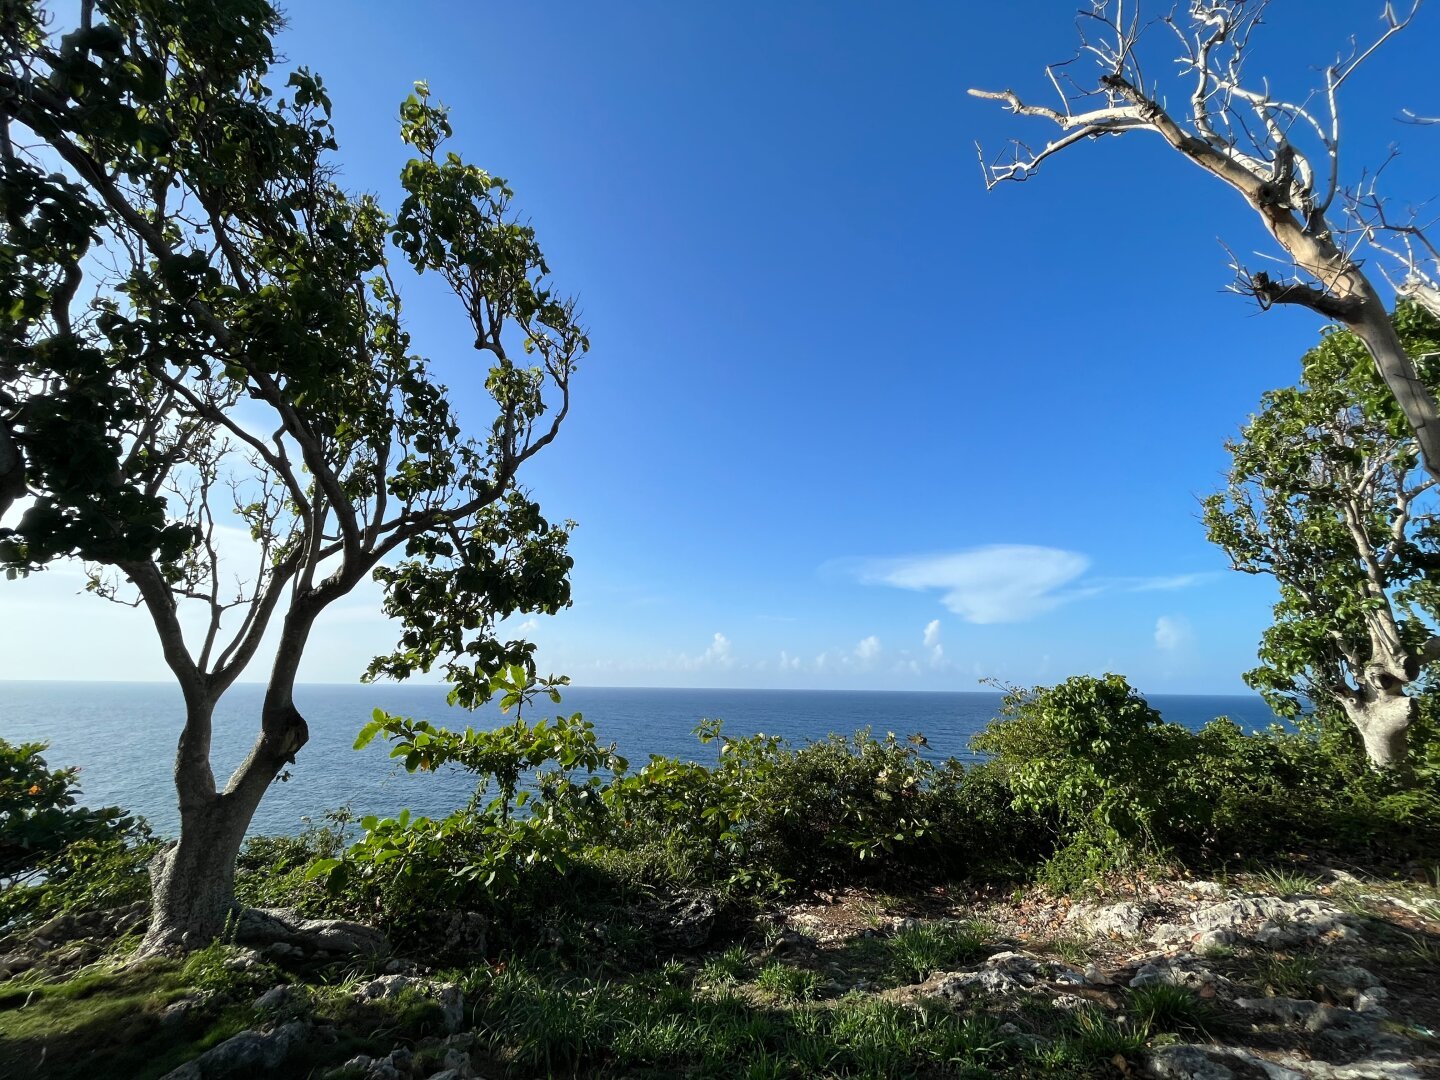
xmin=969 ymin=1 xmax=1440 ymax=485
xmin=0 ymin=0 xmax=587 ymax=951
xmin=1203 ymin=305 xmax=1440 ymax=769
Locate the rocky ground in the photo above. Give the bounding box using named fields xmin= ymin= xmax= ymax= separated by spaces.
xmin=774 ymin=869 xmax=1440 ymax=1078
xmin=1 ymin=866 xmax=1437 ymax=1078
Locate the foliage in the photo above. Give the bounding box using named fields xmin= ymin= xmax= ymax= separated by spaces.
xmin=1203 ymin=306 xmax=1440 ymax=762
xmin=0 ymin=738 xmax=153 ymax=932
xmin=304 ymin=669 xmax=625 ymax=934
xmin=0 ymin=0 xmax=587 ymax=945
xmin=0 ymin=738 xmax=130 ymax=882
xmin=973 ymin=675 xmax=1199 ymax=869
xmin=603 ymin=720 xmax=1042 ymax=893
xmin=973 ymin=674 xmax=1440 ymax=882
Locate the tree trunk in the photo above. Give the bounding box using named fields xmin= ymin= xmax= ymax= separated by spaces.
xmin=143 ymin=796 xmax=253 ymax=952
xmin=1339 ymin=690 xmax=1413 ymax=772
xmin=140 ymin=696 xmax=309 ymax=954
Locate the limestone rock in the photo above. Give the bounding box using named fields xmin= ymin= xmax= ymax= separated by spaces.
xmin=356 ymin=975 xmax=464 ymax=1034
xmin=1066 ymin=900 xmax=1147 ymax=938
xmin=1144 ymin=1043 xmax=1277 ymax=1079
xmin=235 ymin=907 xmax=389 ymax=957
xmin=158 ymin=1020 xmax=310 ymax=1079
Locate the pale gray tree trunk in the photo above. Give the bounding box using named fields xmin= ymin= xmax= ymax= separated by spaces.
xmin=140 ymin=613 xmax=314 ymax=954
xmin=1340 ymin=691 xmax=1413 ymax=772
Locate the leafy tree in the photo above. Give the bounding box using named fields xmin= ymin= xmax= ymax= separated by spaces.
xmin=1203 ymin=306 xmax=1440 ymax=769
xmin=0 ymin=1 xmax=586 ymax=950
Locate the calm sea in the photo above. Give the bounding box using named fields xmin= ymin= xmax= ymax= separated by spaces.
xmin=0 ymin=682 xmax=1281 ymax=838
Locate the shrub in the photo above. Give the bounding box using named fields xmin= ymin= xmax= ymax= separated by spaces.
xmin=0 ymin=739 xmax=132 ymax=883
xmin=0 ymin=739 xmax=153 ymax=932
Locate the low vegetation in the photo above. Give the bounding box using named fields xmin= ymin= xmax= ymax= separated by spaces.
xmin=4 ymin=669 xmax=1440 ymax=1076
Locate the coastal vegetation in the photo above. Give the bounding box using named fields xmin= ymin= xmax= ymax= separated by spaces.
xmin=0 ymin=0 xmax=583 ymax=950
xmin=2 ymin=1 xmax=1440 ymax=1078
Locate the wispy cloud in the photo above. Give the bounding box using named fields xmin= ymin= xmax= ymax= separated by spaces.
xmin=1114 ymin=572 xmax=1219 ymax=593
xmin=847 ymin=545 xmax=1091 ymax=624
xmin=840 ymin=547 xmax=1212 ymax=625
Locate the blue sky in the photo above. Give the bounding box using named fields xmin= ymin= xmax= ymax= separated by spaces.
xmin=6 ymin=1 xmax=1440 ymax=694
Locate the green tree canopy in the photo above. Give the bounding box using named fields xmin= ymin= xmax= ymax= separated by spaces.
xmin=1203 ymin=305 xmax=1440 ymax=769
xmin=0 ymin=0 xmax=587 ymax=949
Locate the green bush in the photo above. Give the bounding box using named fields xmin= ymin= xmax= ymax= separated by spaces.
xmin=0 ymin=739 xmax=132 ymax=883
xmin=0 ymin=738 xmax=153 ymax=932
xmin=973 ymin=673 xmax=1440 ymax=885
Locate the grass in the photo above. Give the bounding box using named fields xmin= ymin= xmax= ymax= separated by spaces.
xmin=700 ymin=944 xmax=752 ymax=985
xmin=1128 ymin=983 xmax=1219 ymax=1037
xmin=886 ymin=919 xmax=993 ymax=984
xmin=1249 ymin=950 xmax=1325 ymax=999
xmin=1249 ymin=866 xmax=1321 ymax=897
xmin=753 ymin=960 xmax=826 ymax=1002
xmin=1032 ymin=935 xmax=1091 ymax=968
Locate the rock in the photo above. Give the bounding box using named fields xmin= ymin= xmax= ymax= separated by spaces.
xmin=158 ymin=1020 xmax=310 ymax=1079
xmin=386 ymin=1047 xmax=414 ymax=1074
xmin=253 ymin=984 xmax=297 ymax=1013
xmin=1130 ymin=963 xmax=1167 ymax=988
xmin=1196 ymin=929 xmax=1235 ymax=951
xmin=1353 ymin=987 xmax=1389 ymax=1015
xmin=262 ymin=941 xmax=305 ymax=962
xmin=1147 ymin=1045 xmax=1324 ymax=1079
xmin=356 ymin=975 xmax=464 ymax=1034
xmin=341 ymin=1055 xmax=373 ymax=1072
xmin=221 ymin=947 xmax=266 ymax=972
xmin=0 ymin=951 xmax=35 ymax=979
xmin=646 ymin=891 xmax=717 ymax=950
xmin=1066 ymin=900 xmax=1146 ymax=938
xmin=435 ymin=983 xmax=464 ymax=1034
xmin=160 ymin=994 xmax=206 ymax=1027
xmin=1235 ymin=995 xmax=1323 ymax=1026
xmin=435 ymin=910 xmax=488 ymax=957
xmin=235 ymin=907 xmax=389 ymax=957
xmin=765 ymin=928 xmax=811 ymax=956
xmin=1315 ymin=965 xmax=1380 ymax=998
xmin=433 ymin=1046 xmax=474 ymax=1077
xmin=1083 ymin=961 xmax=1113 ymax=986
xmin=934 ymin=967 xmax=1027 ymax=997
xmin=426 ymin=1072 xmax=461 ymax=1080
xmin=1158 ymin=896 xmax=1351 ymax=947
xmin=1145 ymin=1044 xmax=1254 ymax=1080
xmin=1186 ymin=881 xmax=1226 ymax=900
xmin=363 ymin=1064 xmax=404 ymax=1080
xmin=931 ymin=950 xmax=1092 ymax=1000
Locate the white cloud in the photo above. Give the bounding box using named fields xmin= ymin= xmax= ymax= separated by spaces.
xmin=702 ymin=632 xmax=733 ymax=666
xmin=1154 ymin=615 xmax=1191 ymax=652
xmin=922 ymin=619 xmax=941 ymax=648
xmin=854 ymin=635 xmax=882 ymax=663
xmin=778 ymin=650 xmax=802 ymax=671
xmin=516 ymin=618 xmax=539 ymax=633
xmin=854 ymin=546 xmax=1091 ymax=624
xmin=672 ymin=631 xmax=736 ymax=671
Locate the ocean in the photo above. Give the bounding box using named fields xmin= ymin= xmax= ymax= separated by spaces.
xmin=0 ymin=682 xmax=1282 ymax=838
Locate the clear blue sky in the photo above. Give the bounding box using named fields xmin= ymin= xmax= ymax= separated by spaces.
xmin=6 ymin=1 xmax=1439 ymax=694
